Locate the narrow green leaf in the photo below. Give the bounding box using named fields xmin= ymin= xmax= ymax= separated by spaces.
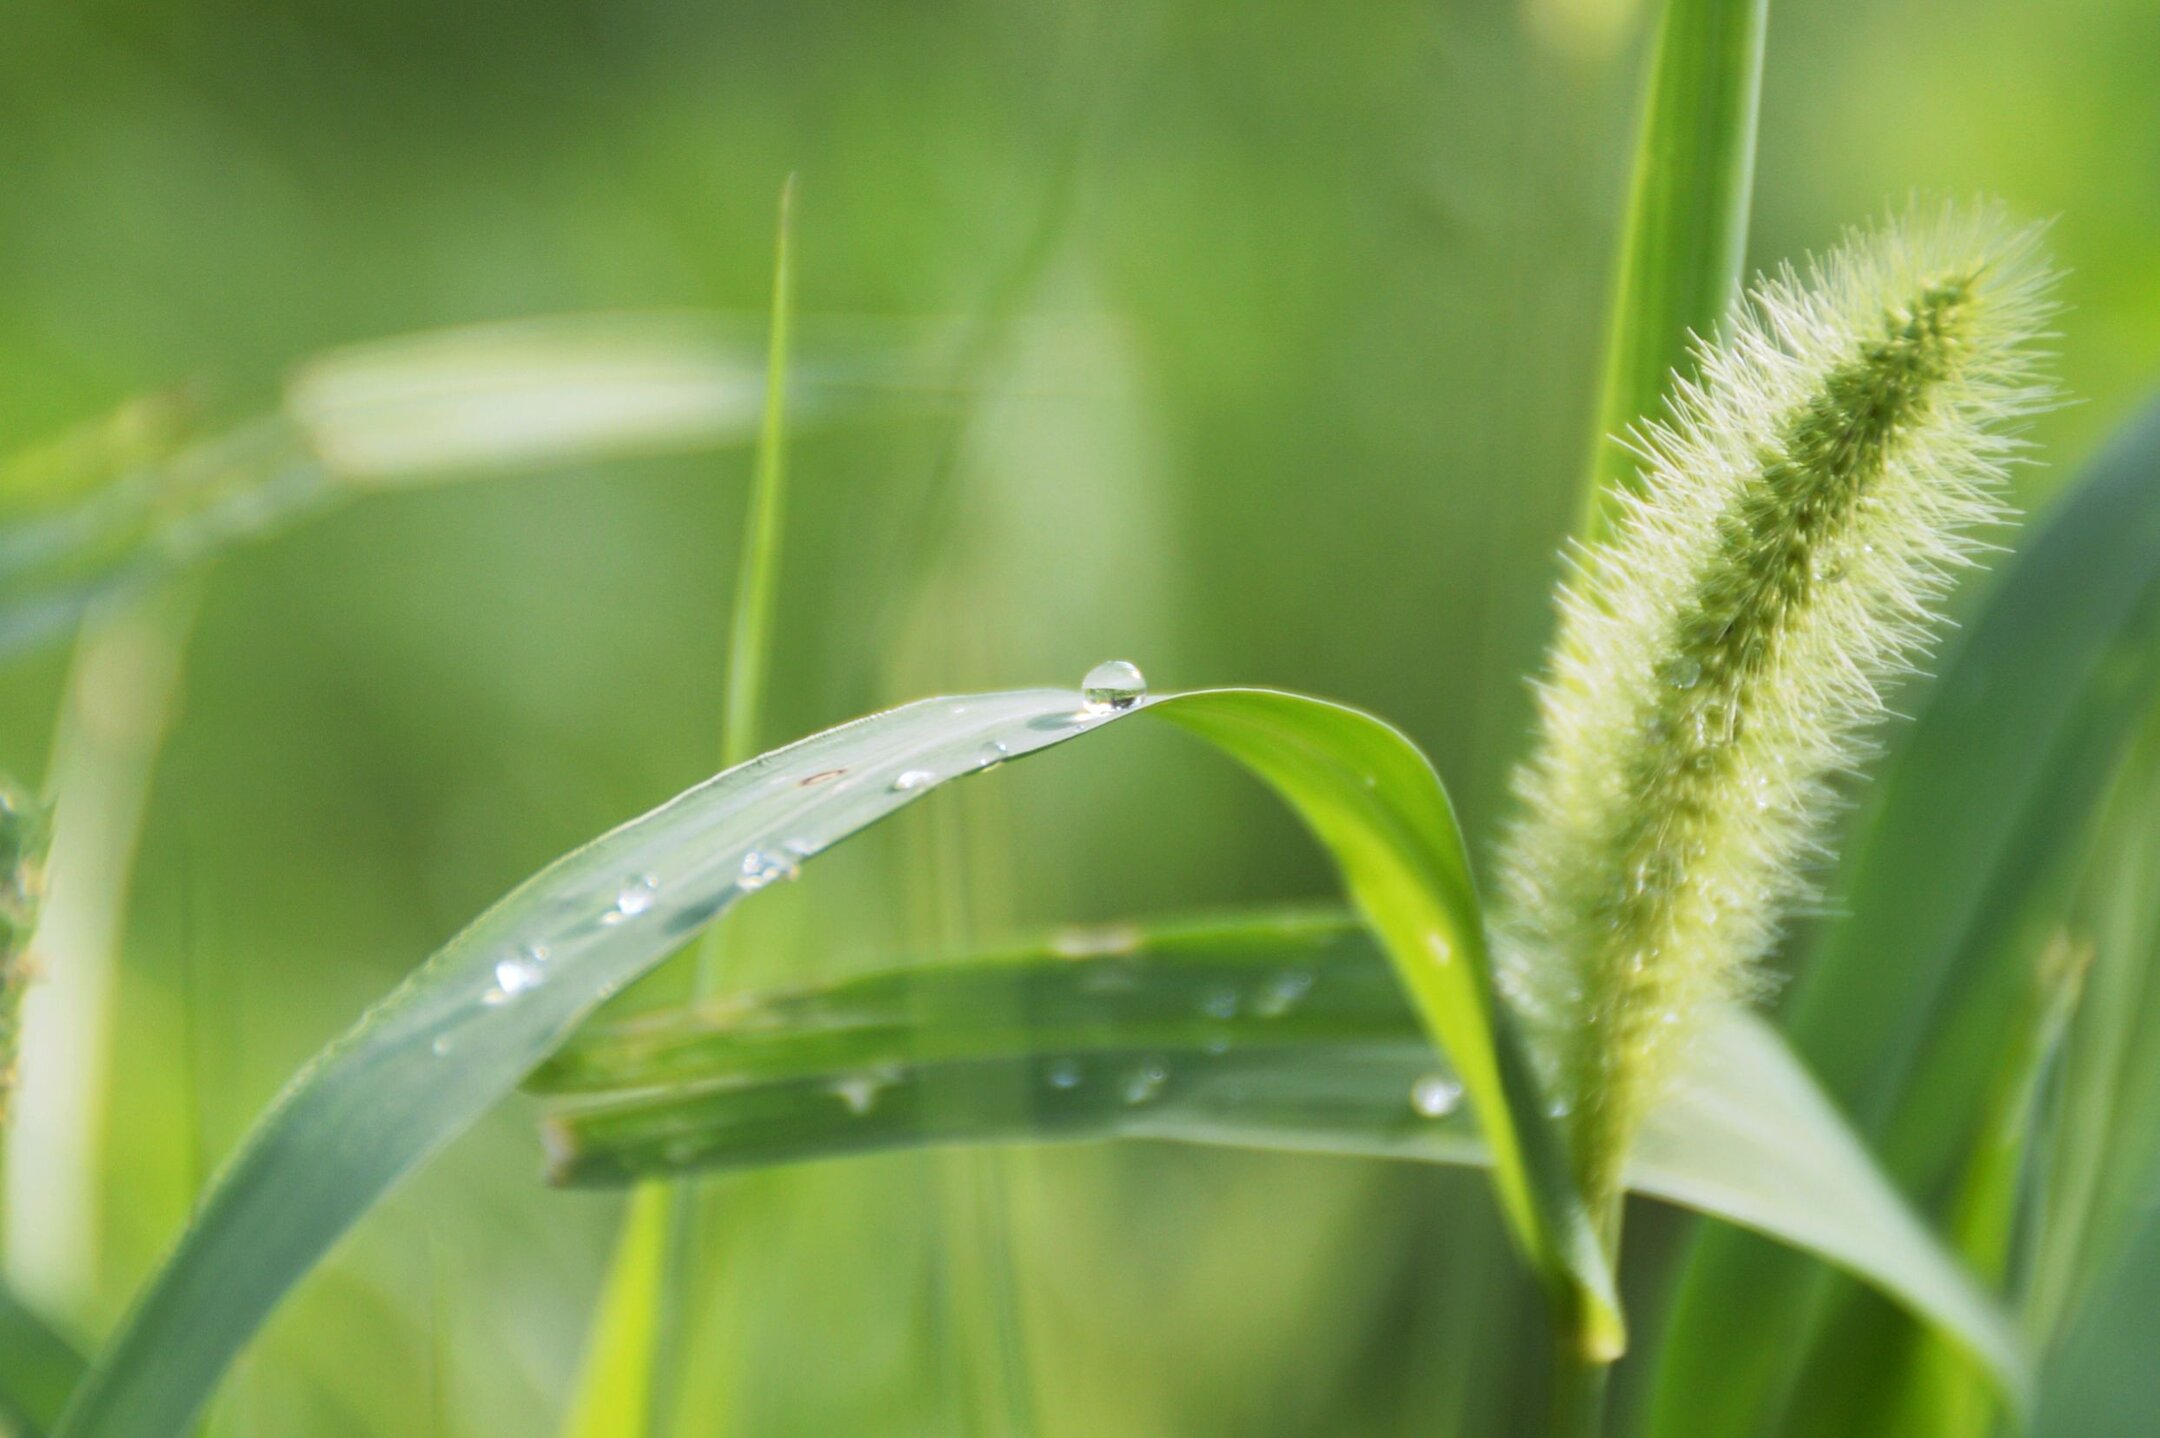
xmin=0 ymin=1283 xmax=86 ymax=1436
xmin=1577 ymin=0 xmax=1769 ymax=542
xmin=1648 ymin=398 xmax=2160 ymax=1437
xmin=534 ymin=914 xmax=2025 ymax=1404
xmin=52 ymin=685 xmax=1607 ymax=1436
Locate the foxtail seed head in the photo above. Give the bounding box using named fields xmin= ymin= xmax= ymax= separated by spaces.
xmin=0 ymin=775 xmax=48 ymax=1123
xmin=1497 ymin=204 xmax=2058 ymax=1205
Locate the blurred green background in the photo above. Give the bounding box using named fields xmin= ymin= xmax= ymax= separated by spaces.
xmin=0 ymin=0 xmax=2155 ymax=1433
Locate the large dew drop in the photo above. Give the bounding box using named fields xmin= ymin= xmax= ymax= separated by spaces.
xmin=1081 ymin=659 xmax=1147 ymax=712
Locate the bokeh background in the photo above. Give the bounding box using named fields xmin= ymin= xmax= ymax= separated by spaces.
xmin=0 ymin=0 xmax=2155 ymax=1433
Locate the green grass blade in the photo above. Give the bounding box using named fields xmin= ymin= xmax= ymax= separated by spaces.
xmin=532 ymin=914 xmax=2026 ymax=1404
xmin=1576 ymin=0 xmax=1768 ymax=542
xmin=0 ymin=1283 xmax=86 ymax=1436
xmin=0 ymin=317 xmax=781 ymax=660
xmin=719 ymin=176 xmax=799 ymax=774
xmin=1647 ymin=398 xmax=2160 ymax=1437
xmin=50 ymin=683 xmax=1605 ymax=1435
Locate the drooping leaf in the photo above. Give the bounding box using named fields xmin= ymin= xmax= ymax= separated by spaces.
xmin=533 ymin=911 xmax=2025 ymax=1404
xmin=53 ymin=686 xmax=1608 ymax=1437
xmin=1648 ymin=398 xmax=2160 ymax=1436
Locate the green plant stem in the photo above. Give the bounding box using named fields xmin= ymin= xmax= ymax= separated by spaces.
xmin=1577 ymin=0 xmax=1768 ymax=544
xmin=1550 ymin=1195 xmax=1624 ymax=1438
xmin=563 ymin=176 xmax=798 ymax=1438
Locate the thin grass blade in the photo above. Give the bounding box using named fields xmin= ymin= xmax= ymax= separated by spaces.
xmin=1576 ymin=0 xmax=1769 ymax=542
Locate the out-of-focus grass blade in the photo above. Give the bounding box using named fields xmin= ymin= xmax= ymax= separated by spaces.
xmin=0 ymin=1283 xmax=85 ymax=1436
xmin=1648 ymin=399 xmax=2160 ymax=1438
xmin=52 ymin=685 xmax=1608 ymax=1436
xmin=1576 ymin=0 xmax=1768 ymax=542
xmin=533 ymin=916 xmax=2025 ymax=1403
xmin=0 ymin=316 xmax=778 ymax=660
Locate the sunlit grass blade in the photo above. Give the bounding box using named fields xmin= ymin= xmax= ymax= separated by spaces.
xmin=1647 ymin=398 xmax=2160 ymax=1437
xmin=50 ymin=684 xmax=1607 ymax=1436
xmin=0 ymin=1283 xmax=86 ymax=1436
xmin=531 ymin=912 xmax=2026 ymax=1405
xmin=1576 ymin=0 xmax=1768 ymax=542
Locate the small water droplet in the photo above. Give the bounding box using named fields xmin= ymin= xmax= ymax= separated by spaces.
xmin=1254 ymin=970 xmax=1313 ymax=1018
xmin=1045 ymin=1058 xmax=1083 ymax=1090
xmin=890 ymin=769 xmax=937 ymax=792
xmin=603 ymin=874 xmax=659 ymax=924
xmin=1547 ymin=1094 xmax=1574 ymax=1119
xmin=833 ymin=1074 xmax=885 ymax=1115
xmin=1200 ymin=985 xmax=1239 ymax=1020
xmin=492 ymin=954 xmax=544 ymax=998
xmin=1665 ymin=657 xmax=1702 ymax=690
xmin=737 ymin=848 xmax=798 ymax=892
xmin=1081 ymin=659 xmax=1147 ymax=712
xmin=431 ymin=1035 xmax=453 ymax=1057
xmin=1053 ymin=924 xmax=1144 ymax=960
xmin=1122 ymin=1061 xmax=1168 ymax=1105
xmin=975 ymin=741 xmax=1009 ymax=771
xmin=1204 ymin=1034 xmax=1231 ymax=1056
xmin=1411 ymin=1075 xmax=1463 ymax=1118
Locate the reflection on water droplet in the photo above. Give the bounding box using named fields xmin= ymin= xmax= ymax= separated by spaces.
xmin=1201 ymin=986 xmax=1239 ymax=1020
xmin=891 ymin=769 xmax=937 ymax=792
xmin=1410 ymin=1075 xmax=1462 ymax=1118
xmin=1123 ymin=1061 xmax=1168 ymax=1105
xmin=1254 ymin=970 xmax=1313 ymax=1017
xmin=1081 ymin=659 xmax=1147 ymax=711
xmin=493 ymin=955 xmax=544 ymax=998
xmin=1053 ymin=924 xmax=1144 ymax=960
xmin=975 ymin=741 xmax=1009 ymax=771
xmin=1548 ymin=1094 xmax=1574 ymax=1119
xmin=833 ymin=1074 xmax=885 ymax=1115
xmin=737 ymin=848 xmax=798 ymax=892
xmin=604 ymin=874 xmax=659 ymax=924
xmin=1046 ymin=1058 xmax=1083 ymax=1090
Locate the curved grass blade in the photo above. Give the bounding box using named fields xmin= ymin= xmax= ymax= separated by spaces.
xmin=1576 ymin=0 xmax=1769 ymax=542
xmin=532 ymin=914 xmax=2025 ymax=1403
xmin=1648 ymin=397 xmax=2160 ymax=1436
xmin=0 ymin=1282 xmax=86 ymax=1436
xmin=53 ymin=686 xmax=1608 ymax=1437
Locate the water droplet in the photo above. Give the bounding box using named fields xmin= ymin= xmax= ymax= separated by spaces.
xmin=833 ymin=1074 xmax=886 ymax=1115
xmin=1411 ymin=1075 xmax=1463 ymax=1118
xmin=1547 ymin=1094 xmax=1574 ymax=1119
xmin=1665 ymin=657 xmax=1702 ymax=690
xmin=975 ymin=741 xmax=1009 ymax=771
xmin=1254 ymin=970 xmax=1313 ymax=1018
xmin=431 ymin=1035 xmax=453 ymax=1057
xmin=1204 ymin=1034 xmax=1231 ymax=1056
xmin=493 ymin=954 xmax=544 ymax=998
xmin=1045 ymin=1058 xmax=1083 ymax=1090
xmin=1200 ymin=985 xmax=1239 ymax=1020
xmin=1122 ymin=1061 xmax=1168 ymax=1105
xmin=1081 ymin=659 xmax=1147 ymax=711
xmin=737 ymin=848 xmax=798 ymax=892
xmin=1053 ymin=924 xmax=1144 ymax=960
xmin=603 ymin=874 xmax=659 ymax=924
xmin=890 ymin=769 xmax=937 ymax=792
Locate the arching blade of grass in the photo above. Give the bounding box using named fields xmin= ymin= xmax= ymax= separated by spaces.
xmin=528 ymin=910 xmax=2026 ymax=1405
xmin=51 ymin=686 xmax=1611 ymax=1438
xmin=1648 ymin=398 xmax=2160 ymax=1437
xmin=1577 ymin=0 xmax=1768 ymax=542
xmin=0 ymin=316 xmax=783 ymax=659
xmin=0 ymin=1283 xmax=86 ymax=1437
